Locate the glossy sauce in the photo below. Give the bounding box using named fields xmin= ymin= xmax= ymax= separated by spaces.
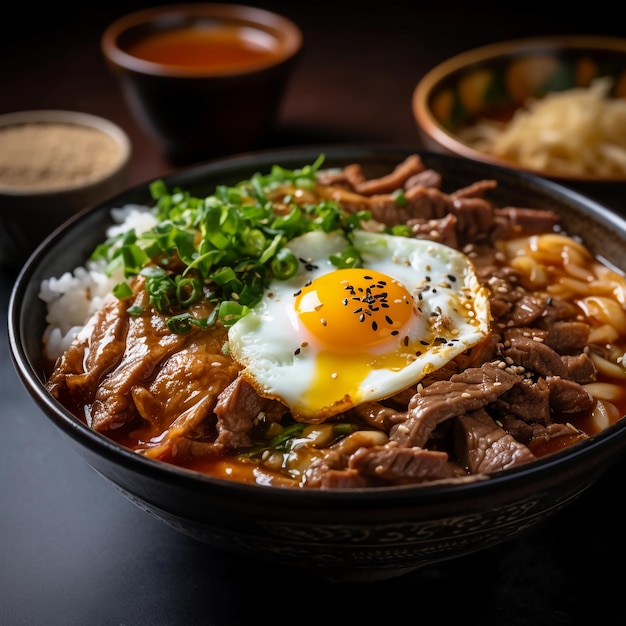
xmin=125 ymin=25 xmax=281 ymax=71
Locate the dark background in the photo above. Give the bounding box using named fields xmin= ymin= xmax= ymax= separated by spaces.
xmin=3 ymin=0 xmax=625 ymax=186
xmin=2 ymin=2 xmax=626 ymax=625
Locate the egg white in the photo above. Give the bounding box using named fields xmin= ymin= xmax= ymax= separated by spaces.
xmin=227 ymin=230 xmax=491 ymax=422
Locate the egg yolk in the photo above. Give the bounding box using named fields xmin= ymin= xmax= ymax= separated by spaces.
xmin=294 ymin=268 xmax=416 ymax=352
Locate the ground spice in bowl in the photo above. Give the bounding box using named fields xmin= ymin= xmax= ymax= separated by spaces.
xmin=0 ymin=109 xmax=131 ymax=271
xmin=0 ymin=122 xmax=123 ymax=191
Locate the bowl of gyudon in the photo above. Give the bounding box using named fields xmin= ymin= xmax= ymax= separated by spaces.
xmin=9 ymin=145 xmax=626 ymax=582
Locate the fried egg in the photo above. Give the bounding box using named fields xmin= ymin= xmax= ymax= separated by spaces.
xmin=228 ymin=230 xmax=491 ymax=422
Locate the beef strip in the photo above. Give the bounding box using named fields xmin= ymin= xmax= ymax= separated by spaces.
xmin=535 ymin=298 xmax=581 ymax=328
xmin=213 ymin=375 xmax=287 ymax=448
xmin=495 ymin=377 xmax=552 ymax=424
xmin=89 ymin=291 xmax=194 ymax=432
xmin=348 ymin=442 xmax=462 ymax=484
xmin=492 ymin=207 xmax=561 ymax=239
xmin=309 ymin=469 xmax=369 ymax=489
xmin=502 ymin=330 xmax=596 ymax=383
xmin=408 ymin=212 xmax=459 ymax=248
xmin=46 ymin=293 xmax=129 ymax=411
xmin=405 ymin=168 xmax=442 ymax=190
xmin=544 ymin=321 xmax=590 ymax=354
xmin=353 ymin=154 xmax=425 ymax=195
xmin=545 ymin=376 xmax=595 ymax=414
xmin=454 ymin=409 xmax=536 ymax=473
xmin=390 ymin=362 xmax=523 ymax=448
xmin=450 ymin=196 xmax=495 ymax=243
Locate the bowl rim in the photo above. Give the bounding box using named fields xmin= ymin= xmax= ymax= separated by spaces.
xmin=9 ymin=143 xmax=626 ymax=503
xmin=0 ymin=109 xmax=132 ymax=197
xmin=412 ymin=34 xmax=626 ymax=184
xmin=101 ymin=2 xmax=304 ymax=79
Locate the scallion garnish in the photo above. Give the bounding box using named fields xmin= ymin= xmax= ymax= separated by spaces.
xmin=91 ymin=155 xmax=403 ymax=334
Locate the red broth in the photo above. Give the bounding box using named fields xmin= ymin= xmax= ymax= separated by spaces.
xmin=125 ymin=25 xmax=282 ymax=71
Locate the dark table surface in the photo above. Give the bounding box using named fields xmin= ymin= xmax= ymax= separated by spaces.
xmin=2 ymin=2 xmax=626 ymax=624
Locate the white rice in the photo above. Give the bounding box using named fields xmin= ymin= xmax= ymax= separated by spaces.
xmin=40 ymin=204 xmax=158 ymax=362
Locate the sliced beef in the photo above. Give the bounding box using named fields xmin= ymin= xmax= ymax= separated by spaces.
xmin=502 ymin=330 xmax=596 ymax=382
xmin=451 ymin=196 xmax=495 ymax=243
xmin=89 ymin=294 xmax=191 ymax=432
xmin=544 ymin=321 xmax=590 ymax=354
xmin=348 ymin=442 xmax=461 ymax=483
xmin=492 ymin=207 xmax=560 ymax=239
xmin=507 ymin=295 xmax=549 ymax=327
xmin=213 ymin=375 xmax=286 ymax=448
xmin=354 ymin=154 xmax=425 ymax=195
xmin=495 ymin=377 xmax=551 ymax=424
xmin=390 ymin=362 xmax=522 ymax=448
xmin=561 ymin=354 xmax=597 ymax=383
xmin=450 ymin=179 xmax=497 ymax=200
xmin=454 ymin=409 xmax=536 ymax=473
xmin=46 ymin=293 xmax=129 ymax=411
xmin=408 ymin=212 xmax=459 ymax=248
xmin=545 ymin=376 xmax=596 ymax=414
xmin=405 ymin=168 xmax=442 ymax=190
xmin=308 ymin=469 xmax=369 ymax=489
xmin=535 ymin=298 xmax=581 ymax=328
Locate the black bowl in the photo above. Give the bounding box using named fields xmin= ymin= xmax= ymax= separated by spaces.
xmin=9 ymin=145 xmax=626 ymax=582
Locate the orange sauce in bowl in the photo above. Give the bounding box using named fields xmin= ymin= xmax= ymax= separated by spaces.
xmin=124 ymin=25 xmax=282 ymax=71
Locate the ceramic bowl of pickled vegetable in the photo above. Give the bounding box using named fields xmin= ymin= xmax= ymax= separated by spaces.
xmin=412 ymin=35 xmax=626 ymax=208
xmin=9 ymin=144 xmax=626 ymax=582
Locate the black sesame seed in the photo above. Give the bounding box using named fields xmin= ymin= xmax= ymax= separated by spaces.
xmin=372 ymin=321 xmax=378 ymax=331
xmin=391 ymin=330 xmax=399 ymax=336
xmin=447 ymin=274 xmax=457 ymax=282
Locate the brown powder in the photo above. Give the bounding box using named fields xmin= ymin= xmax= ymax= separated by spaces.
xmin=0 ymin=123 xmax=122 ymax=191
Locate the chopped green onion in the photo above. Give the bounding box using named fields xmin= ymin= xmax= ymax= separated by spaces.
xmin=270 ymin=247 xmax=299 ymax=279
xmin=94 ymin=155 xmax=384 ymax=331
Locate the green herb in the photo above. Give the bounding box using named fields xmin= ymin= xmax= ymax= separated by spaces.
xmin=90 ymin=155 xmax=396 ymax=333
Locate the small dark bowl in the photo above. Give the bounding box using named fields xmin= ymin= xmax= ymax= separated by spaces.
xmin=101 ymin=3 xmax=303 ymax=165
xmin=0 ymin=109 xmax=131 ymax=271
xmin=9 ymin=145 xmax=626 ymax=582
